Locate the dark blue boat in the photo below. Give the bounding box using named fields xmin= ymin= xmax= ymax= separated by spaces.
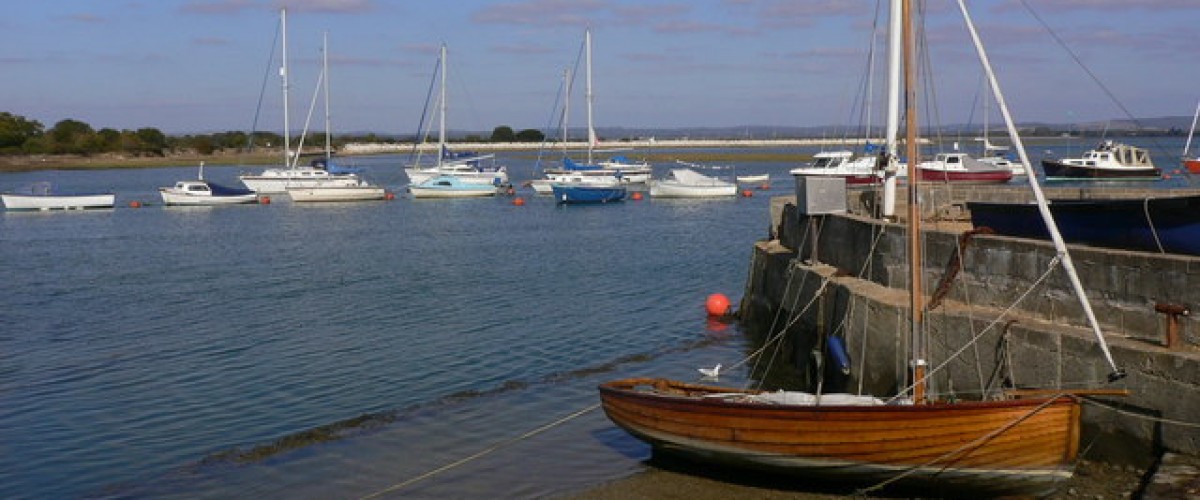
xmin=967 ymin=195 xmax=1200 ymax=256
xmin=551 ymin=184 xmax=627 ymax=204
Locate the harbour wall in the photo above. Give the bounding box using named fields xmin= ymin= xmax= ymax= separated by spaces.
xmin=742 ymin=184 xmax=1200 ymax=461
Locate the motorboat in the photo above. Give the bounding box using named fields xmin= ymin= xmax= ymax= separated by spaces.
xmin=649 ymin=168 xmax=737 ymax=198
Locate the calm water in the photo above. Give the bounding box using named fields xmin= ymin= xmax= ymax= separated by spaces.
xmin=3 ymin=141 xmax=1195 ymax=499
xmin=0 ymin=152 xmax=778 ymax=499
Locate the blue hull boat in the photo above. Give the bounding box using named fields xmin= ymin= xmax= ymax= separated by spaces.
xmin=552 ymin=184 xmax=627 ymax=204
xmin=967 ymin=195 xmax=1200 ymax=256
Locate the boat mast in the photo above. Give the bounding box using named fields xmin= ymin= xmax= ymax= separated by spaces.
xmin=1185 ymin=99 xmax=1200 ymax=158
xmin=955 ymin=0 xmax=1123 ymax=378
xmin=882 ymin=0 xmax=902 ymax=219
xmin=563 ymin=67 xmax=572 ymax=155
xmin=902 ymin=0 xmax=927 ymax=404
xmin=438 ymin=43 xmax=447 ymax=168
xmin=280 ymin=8 xmax=291 ymax=169
xmin=323 ymin=31 xmax=331 ymax=161
xmin=585 ymin=27 xmax=596 ymax=165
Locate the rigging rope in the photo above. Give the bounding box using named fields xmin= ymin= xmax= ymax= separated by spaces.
xmin=856 ymin=394 xmax=1070 ymax=496
xmin=358 ymin=403 xmax=601 ymax=499
xmin=888 ymin=254 xmax=1064 ymax=403
xmin=1143 ymin=198 xmax=1165 ymax=254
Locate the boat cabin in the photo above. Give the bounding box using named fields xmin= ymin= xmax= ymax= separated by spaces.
xmin=1065 ymin=141 xmax=1155 ymax=168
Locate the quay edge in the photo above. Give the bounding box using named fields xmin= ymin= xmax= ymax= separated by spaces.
xmin=741 ymin=184 xmax=1200 ymax=467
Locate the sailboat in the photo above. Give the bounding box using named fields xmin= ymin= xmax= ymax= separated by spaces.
xmin=404 ymin=44 xmax=508 ymax=188
xmin=531 ymin=28 xmax=651 ymax=195
xmin=285 ymin=32 xmax=386 ymax=203
xmin=598 ymin=1 xmax=1126 ymax=495
xmin=1182 ymin=99 xmax=1200 ymax=174
xmin=238 ymin=8 xmax=364 ymax=194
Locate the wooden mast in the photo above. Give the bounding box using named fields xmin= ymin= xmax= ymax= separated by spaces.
xmin=902 ymin=0 xmax=927 ymax=404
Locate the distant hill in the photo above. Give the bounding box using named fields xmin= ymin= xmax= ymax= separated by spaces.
xmin=270 ymin=116 xmax=1200 ymax=141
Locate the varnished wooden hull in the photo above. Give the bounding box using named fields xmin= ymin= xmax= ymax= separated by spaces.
xmin=598 ymin=378 xmax=1081 ymax=495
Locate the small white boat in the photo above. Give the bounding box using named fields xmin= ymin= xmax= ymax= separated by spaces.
xmin=2 ymin=182 xmax=115 ymax=211
xmin=649 ymin=168 xmax=737 ymax=198
xmin=286 ymin=181 xmax=387 ymax=202
xmin=409 ymin=175 xmax=498 ymax=198
xmin=735 ymin=174 xmax=770 ymax=184
xmin=161 ymin=162 xmax=260 ymax=206
xmin=160 ymin=180 xmax=259 ymax=206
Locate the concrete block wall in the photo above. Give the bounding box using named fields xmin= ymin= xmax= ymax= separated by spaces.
xmin=750 ymin=187 xmax=1200 ymax=457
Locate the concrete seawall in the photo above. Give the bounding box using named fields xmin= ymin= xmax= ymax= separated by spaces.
xmin=742 ymin=184 xmax=1200 ymax=463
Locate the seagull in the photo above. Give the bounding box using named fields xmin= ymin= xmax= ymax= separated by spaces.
xmin=698 ymin=363 xmax=722 ymax=380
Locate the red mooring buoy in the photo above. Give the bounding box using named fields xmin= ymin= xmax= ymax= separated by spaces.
xmin=129 ymin=200 xmax=142 ymax=208
xmin=741 ymin=189 xmax=753 ymax=198
xmin=631 ymin=191 xmax=644 ymax=201
xmin=385 ymin=192 xmax=396 ymax=200
xmin=260 ymin=196 xmax=271 ymax=204
xmin=705 ymin=293 xmax=731 ymax=317
xmin=513 ymin=197 xmax=526 ymax=206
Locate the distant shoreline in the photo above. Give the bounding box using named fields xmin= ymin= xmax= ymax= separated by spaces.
xmin=0 ymin=136 xmax=1076 ymax=173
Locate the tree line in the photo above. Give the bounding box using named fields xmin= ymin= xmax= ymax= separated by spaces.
xmin=0 ymin=112 xmax=549 ymax=157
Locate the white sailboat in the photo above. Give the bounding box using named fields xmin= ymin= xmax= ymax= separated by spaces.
xmin=286 ymin=32 xmax=386 ymax=203
xmin=531 ymin=28 xmax=651 ymax=195
xmin=405 ymin=44 xmax=508 ymax=188
xmin=238 ymin=9 xmax=363 ymax=194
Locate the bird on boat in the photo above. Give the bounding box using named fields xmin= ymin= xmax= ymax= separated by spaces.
xmin=698 ymin=364 xmax=721 ymax=380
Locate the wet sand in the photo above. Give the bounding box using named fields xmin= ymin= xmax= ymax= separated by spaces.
xmin=566 ymin=456 xmax=1149 ymax=500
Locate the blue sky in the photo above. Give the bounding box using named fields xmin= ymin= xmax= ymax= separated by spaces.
xmin=4 ymin=0 xmax=1200 ymax=134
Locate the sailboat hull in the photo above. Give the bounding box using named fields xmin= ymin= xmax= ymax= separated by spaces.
xmin=599 ymin=378 xmax=1080 ymax=495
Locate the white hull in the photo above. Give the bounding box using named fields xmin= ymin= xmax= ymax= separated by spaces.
xmin=238 ymin=167 xmax=363 ymax=194
xmin=409 ymin=186 xmax=496 ymax=198
xmin=2 ymin=193 xmax=115 ymax=211
xmin=159 ymin=191 xmax=258 ymax=206
xmin=406 ymin=169 xmax=506 ymax=187
xmin=649 ymin=168 xmax=737 ymax=198
xmin=735 ymin=174 xmax=770 ymax=184
xmin=286 ymin=185 xmax=387 ymax=202
xmin=650 ymin=183 xmax=737 ymax=198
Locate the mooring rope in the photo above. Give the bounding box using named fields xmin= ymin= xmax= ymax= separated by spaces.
xmin=855 ymin=394 xmax=1068 ymax=496
xmin=358 ymin=403 xmax=601 ymax=499
xmin=1082 ymin=397 xmax=1200 ymax=430
xmin=1142 ymin=197 xmax=1165 ymax=254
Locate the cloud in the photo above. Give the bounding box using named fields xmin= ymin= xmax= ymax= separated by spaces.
xmin=491 ymin=43 xmax=557 ymax=55
xmin=993 ymin=0 xmax=1200 ymax=13
xmin=181 ymin=0 xmax=374 ymax=15
xmin=180 ymin=0 xmax=257 ymax=15
xmin=470 ymin=0 xmax=612 ymax=28
xmin=272 ymin=0 xmax=375 ymax=14
xmin=62 ymin=13 xmax=107 ymax=24
xmin=193 ymin=37 xmax=231 ymax=46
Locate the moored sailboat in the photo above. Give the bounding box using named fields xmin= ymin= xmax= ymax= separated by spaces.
xmin=238 ymin=8 xmax=363 ymax=194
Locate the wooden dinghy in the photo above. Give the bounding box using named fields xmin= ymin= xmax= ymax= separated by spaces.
xmin=599 ymin=377 xmax=1081 ymax=495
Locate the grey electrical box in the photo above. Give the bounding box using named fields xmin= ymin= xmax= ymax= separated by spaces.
xmin=794 ymin=176 xmax=847 ymax=215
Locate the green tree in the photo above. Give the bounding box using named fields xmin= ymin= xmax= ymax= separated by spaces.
xmin=0 ymin=112 xmax=43 ymax=152
xmin=47 ymin=119 xmax=95 ymax=154
xmin=135 ymin=127 xmax=167 ymax=155
xmin=94 ymin=128 xmax=122 ymax=153
xmin=490 ymin=125 xmax=515 ymax=142
xmin=515 ymin=129 xmax=545 ymax=142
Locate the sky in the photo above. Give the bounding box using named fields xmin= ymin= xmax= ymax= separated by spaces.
xmin=4 ymin=0 xmax=1200 ymax=135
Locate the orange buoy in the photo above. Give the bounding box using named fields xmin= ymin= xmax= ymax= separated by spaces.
xmin=631 ymin=191 xmax=644 ymax=201
xmin=260 ymin=195 xmax=271 ymax=204
xmin=385 ymin=192 xmax=396 ymax=200
xmin=741 ymin=189 xmax=753 ymax=197
xmin=759 ymin=183 xmax=770 ymax=190
xmin=705 ymin=293 xmax=731 ymax=317
xmin=129 ymin=200 xmax=142 ymax=208
xmin=513 ymin=197 xmax=526 ymax=206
